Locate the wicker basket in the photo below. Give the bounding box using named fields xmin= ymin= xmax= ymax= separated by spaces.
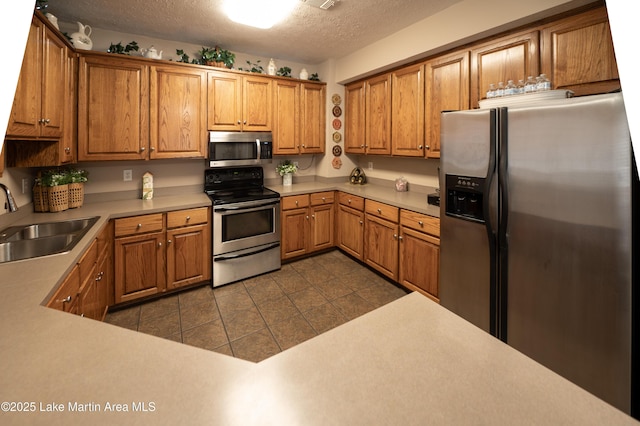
xmin=33 ymin=186 xmax=49 ymax=212
xmin=48 ymin=184 xmax=69 ymax=212
xmin=206 ymin=60 xmax=226 ymax=68
xmin=68 ymin=183 xmax=84 ymax=208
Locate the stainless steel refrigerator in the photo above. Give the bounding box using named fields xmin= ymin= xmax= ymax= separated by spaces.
xmin=439 ymin=92 xmax=637 ymax=416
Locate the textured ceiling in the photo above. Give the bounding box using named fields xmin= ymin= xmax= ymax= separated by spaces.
xmin=45 ymin=0 xmax=462 ymax=64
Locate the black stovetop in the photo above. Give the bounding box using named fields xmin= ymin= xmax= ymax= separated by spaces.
xmin=205 ymin=166 xmax=280 ymax=205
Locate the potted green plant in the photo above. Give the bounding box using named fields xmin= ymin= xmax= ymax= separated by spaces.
xmin=276 ymin=160 xmax=297 ymax=186
xmin=68 ymin=168 xmax=88 ymax=208
xmin=39 ymin=169 xmax=72 ymax=212
xmin=107 ymin=41 xmax=139 ymax=55
xmin=277 ymin=66 xmax=292 ymax=78
xmin=239 ymin=60 xmax=264 ymax=73
xmin=198 ymin=46 xmax=235 ymax=68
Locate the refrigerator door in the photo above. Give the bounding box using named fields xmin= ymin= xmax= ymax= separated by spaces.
xmin=504 ymin=93 xmax=632 ymax=413
xmin=440 ymin=109 xmax=498 ymax=333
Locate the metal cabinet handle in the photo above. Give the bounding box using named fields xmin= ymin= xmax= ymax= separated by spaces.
xmin=158 ymin=242 xmax=162 ymax=247
xmin=399 ymin=235 xmax=403 ymax=241
xmin=295 ymin=200 xmax=299 ymax=206
xmin=418 ymin=145 xmax=423 ymax=149
xmin=306 ymin=215 xmax=309 ymax=220
xmin=393 ymin=234 xmax=398 ymax=240
xmin=426 ymin=145 xmax=430 ymax=150
xmin=243 ymin=120 xmax=247 ymax=125
xmin=140 ymin=146 xmax=146 ymax=152
xmin=137 ymin=224 xmax=142 ymax=228
xmin=377 ymin=208 xmax=382 ymax=214
xmin=58 ymin=295 xmax=72 ymax=303
xmin=237 ymin=120 xmax=241 ymax=124
xmin=186 ymin=216 xmax=191 ymax=221
xmin=359 ymin=220 xmax=363 ymax=225
xmin=418 ymin=221 xmax=423 ymax=226
xmin=302 ymin=144 xmax=306 ymax=148
xmin=64 ymin=147 xmax=71 ymax=153
xmin=322 ymin=197 xmax=326 ymax=202
xmin=311 ymin=214 xmax=315 ymax=219
xmin=167 ymin=239 xmax=172 ymax=244
xmin=150 ymin=147 xmax=155 ymax=151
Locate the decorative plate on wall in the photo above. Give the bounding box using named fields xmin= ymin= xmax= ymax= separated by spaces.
xmin=332 ymin=105 xmax=342 ymax=117
xmin=332 ymin=119 xmax=342 ymax=130
xmin=332 ymin=156 xmax=342 ymax=169
xmin=331 ymin=93 xmax=342 ymax=105
xmin=332 ymin=145 xmax=342 ymax=156
xmin=332 ymin=131 xmax=342 ymax=143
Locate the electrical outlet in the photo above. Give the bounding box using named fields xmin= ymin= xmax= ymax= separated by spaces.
xmin=368 ymin=161 xmax=373 ymax=170
xmin=293 ymin=161 xmax=299 ymax=168
xmin=22 ymin=178 xmax=29 ymax=194
xmin=123 ymin=170 xmax=133 ymax=181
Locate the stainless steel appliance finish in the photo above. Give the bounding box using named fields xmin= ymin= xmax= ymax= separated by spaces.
xmin=440 ymin=92 xmax=636 ymax=415
xmin=205 ymin=166 xmax=281 ymax=287
xmin=208 ymin=131 xmax=273 ymax=168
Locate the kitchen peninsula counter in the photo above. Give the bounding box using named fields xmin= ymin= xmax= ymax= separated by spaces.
xmin=0 ymin=193 xmax=636 ymax=425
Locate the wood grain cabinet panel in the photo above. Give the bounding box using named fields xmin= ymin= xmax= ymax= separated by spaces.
xmin=300 ymin=83 xmax=325 ymax=154
xmin=78 ymin=55 xmax=149 ymax=161
xmin=399 ymin=210 xmax=440 ymax=302
xmin=150 ymin=66 xmax=207 ymax=159
xmin=344 ymin=82 xmax=366 ymax=154
xmin=336 ymin=204 xmax=364 ymax=260
xmin=114 ymin=231 xmax=166 ymax=303
xmin=272 ymin=79 xmax=300 ymax=155
xmin=424 ymin=50 xmax=470 ymax=159
xmin=365 ymin=74 xmax=392 ymax=155
xmin=540 ymin=6 xmax=619 ymax=96
xmin=391 ymin=64 xmax=425 ymax=157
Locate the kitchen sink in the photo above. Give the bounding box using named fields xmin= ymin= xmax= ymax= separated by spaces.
xmin=0 ymin=216 xmax=99 ymax=263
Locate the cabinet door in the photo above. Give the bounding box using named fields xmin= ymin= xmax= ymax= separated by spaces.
xmin=399 ymin=227 xmax=440 ymax=301
xmin=540 ymin=7 xmax=619 ymax=96
xmin=114 ymin=231 xmax=166 ymax=303
xmin=392 ymin=64 xmax=424 ymax=157
xmin=207 ymin=71 xmax=242 ymax=131
xmin=273 ymin=79 xmax=300 ymax=155
xmin=365 ymin=74 xmax=392 ymax=155
xmin=150 ymin=66 xmax=207 ymax=159
xmin=47 ymin=266 xmax=80 ymax=314
xmin=470 ymin=30 xmax=539 ymax=108
xmin=281 ymin=208 xmax=309 ymax=260
xmin=310 ymin=203 xmax=334 ymax=252
xmin=337 ymin=204 xmax=364 ymax=260
xmin=364 ymin=214 xmax=398 ymax=281
xmin=243 ymin=75 xmax=273 ymax=131
xmin=425 ymin=50 xmax=470 ymax=160
xmin=78 ymin=262 xmax=99 ymax=320
xmin=39 ymin=25 xmax=66 ymax=139
xmin=60 ymin=48 xmax=77 ymax=163
xmin=344 ymin=82 xmax=365 ymax=154
xmin=78 ymin=55 xmax=149 ymax=161
xmin=6 ymin=18 xmax=42 ymax=138
xmin=166 ymin=223 xmax=211 ymax=290
xmin=300 ymin=83 xmax=325 ymax=154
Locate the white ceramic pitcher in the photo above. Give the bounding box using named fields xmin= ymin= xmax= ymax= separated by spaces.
xmin=70 ymin=22 xmax=93 ymax=50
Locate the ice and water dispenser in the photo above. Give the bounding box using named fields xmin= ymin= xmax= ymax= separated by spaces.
xmin=445 ymin=175 xmax=485 ymax=222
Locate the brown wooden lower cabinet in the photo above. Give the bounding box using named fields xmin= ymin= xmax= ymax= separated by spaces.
xmin=363 ymin=200 xmax=400 ymax=281
xmin=281 ymin=192 xmax=334 ymax=260
xmin=166 ymin=208 xmax=211 ymax=290
xmin=336 ymin=193 xmax=365 ymax=260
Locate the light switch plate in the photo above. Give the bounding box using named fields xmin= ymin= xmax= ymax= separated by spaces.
xmin=123 ymin=170 xmax=133 ymax=181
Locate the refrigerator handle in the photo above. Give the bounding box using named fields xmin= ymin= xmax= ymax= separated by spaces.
xmin=484 ymin=109 xmax=498 ymax=336
xmin=496 ymin=107 xmax=509 ymax=341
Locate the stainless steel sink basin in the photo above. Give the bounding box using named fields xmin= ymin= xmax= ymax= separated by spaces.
xmin=0 ymin=216 xmax=99 ymax=263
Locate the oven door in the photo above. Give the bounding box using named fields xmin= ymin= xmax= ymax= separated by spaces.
xmin=213 ymin=199 xmax=280 ymax=255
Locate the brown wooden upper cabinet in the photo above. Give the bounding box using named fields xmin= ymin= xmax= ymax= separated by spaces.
xmin=273 ymin=80 xmax=325 ymax=155
xmin=391 ymin=63 xmax=424 ymax=157
xmin=150 ymin=65 xmax=207 ymax=159
xmin=6 ymin=16 xmax=67 ymax=140
xmin=540 ymin=6 xmax=619 ymax=96
xmin=344 ymin=82 xmax=365 ymax=154
xmin=207 ymin=71 xmax=273 ymax=131
xmin=364 ymin=73 xmax=392 ymax=155
xmin=470 ymin=29 xmax=540 ymax=108
xmin=424 ymin=50 xmax=470 ymax=159
xmin=78 ymin=54 xmax=150 ymax=161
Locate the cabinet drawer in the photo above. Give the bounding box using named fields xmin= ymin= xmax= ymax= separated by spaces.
xmin=310 ymin=191 xmax=335 ymax=206
xmin=401 ymin=210 xmax=440 ymax=238
xmin=365 ymin=199 xmax=399 ymax=223
xmin=338 ymin=192 xmax=364 ymax=211
xmin=114 ymin=213 xmax=164 ymax=237
xmin=282 ymin=194 xmax=309 ymax=210
xmin=167 ymin=207 xmax=209 ymax=228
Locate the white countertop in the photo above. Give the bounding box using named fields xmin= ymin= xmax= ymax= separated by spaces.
xmin=0 ymin=191 xmax=636 ymax=425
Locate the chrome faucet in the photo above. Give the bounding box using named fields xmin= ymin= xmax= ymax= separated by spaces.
xmin=0 ymin=183 xmax=18 ymax=212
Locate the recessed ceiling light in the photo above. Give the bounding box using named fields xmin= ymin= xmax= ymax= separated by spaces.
xmin=223 ymin=0 xmax=298 ymax=29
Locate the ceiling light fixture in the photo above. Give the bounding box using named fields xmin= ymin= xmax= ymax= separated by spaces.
xmin=223 ymin=0 xmax=298 ymax=29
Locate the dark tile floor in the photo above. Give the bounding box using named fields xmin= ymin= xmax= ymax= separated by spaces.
xmin=105 ymin=250 xmax=409 ymax=363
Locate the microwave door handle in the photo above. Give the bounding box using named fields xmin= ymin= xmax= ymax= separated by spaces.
xmin=256 ymin=138 xmax=261 ymax=159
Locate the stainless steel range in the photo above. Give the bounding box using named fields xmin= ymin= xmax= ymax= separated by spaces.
xmin=205 ymin=166 xmax=281 ymax=287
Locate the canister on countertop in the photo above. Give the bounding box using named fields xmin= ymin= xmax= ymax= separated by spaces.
xmin=142 ymin=171 xmax=153 ymax=200
xmin=395 ymin=177 xmax=408 ymax=192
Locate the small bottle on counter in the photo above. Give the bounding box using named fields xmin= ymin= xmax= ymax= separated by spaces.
xmin=496 ymin=82 xmax=505 ymax=97
xmin=504 ymin=80 xmax=517 ymax=96
xmin=517 ymin=79 xmax=525 ymax=94
xmin=524 ymin=76 xmax=537 ymax=93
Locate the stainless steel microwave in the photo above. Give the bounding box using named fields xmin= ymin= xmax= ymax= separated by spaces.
xmin=208 ymin=131 xmax=273 ymax=168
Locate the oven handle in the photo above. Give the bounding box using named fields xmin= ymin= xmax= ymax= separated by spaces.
xmin=215 ymin=242 xmax=280 ymax=261
xmin=215 ymin=200 xmax=280 ymax=212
